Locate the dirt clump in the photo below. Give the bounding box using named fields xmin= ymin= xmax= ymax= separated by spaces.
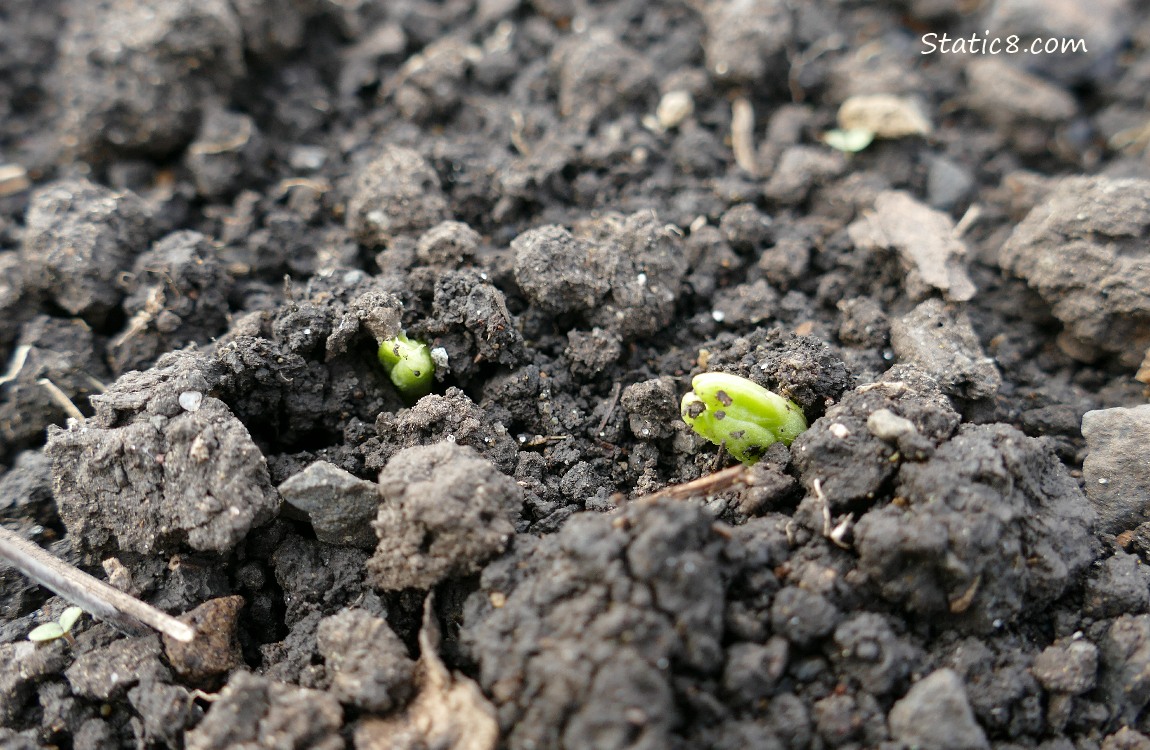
xmin=368 ymin=441 xmax=521 ymax=591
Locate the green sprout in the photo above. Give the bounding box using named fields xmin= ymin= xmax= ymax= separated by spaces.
xmin=28 ymin=606 xmax=84 ymax=644
xmin=681 ymin=372 xmax=807 ymax=465
xmin=823 ymin=128 xmax=875 ymax=153
xmin=378 ymin=332 xmax=435 ymax=400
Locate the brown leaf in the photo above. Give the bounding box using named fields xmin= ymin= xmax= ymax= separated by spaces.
xmin=354 ymin=594 xmax=498 ymax=750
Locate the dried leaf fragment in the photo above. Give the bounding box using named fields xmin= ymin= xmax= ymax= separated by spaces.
xmin=354 ymin=596 xmax=498 ymax=750
xmin=838 ymin=94 xmax=932 ymax=139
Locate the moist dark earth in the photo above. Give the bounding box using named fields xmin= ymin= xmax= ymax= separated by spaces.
xmin=1 ymin=0 xmax=1150 ymax=748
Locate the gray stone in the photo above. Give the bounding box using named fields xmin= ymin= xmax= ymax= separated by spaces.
xmin=926 ymin=155 xmax=974 ymax=210
xmin=279 ymin=461 xmax=380 ymax=548
xmin=890 ymin=298 xmax=1001 ymax=403
xmin=889 ymin=669 xmax=989 ymax=750
xmin=849 ymin=191 xmax=976 ymax=302
xmin=866 ymin=408 xmax=916 ymax=442
xmin=317 ymin=609 xmax=415 ymax=713
xmin=1000 ymin=177 xmax=1150 ymax=367
xmin=1033 ymin=639 xmax=1098 ymax=695
xmin=1083 ymin=404 xmax=1150 ymax=534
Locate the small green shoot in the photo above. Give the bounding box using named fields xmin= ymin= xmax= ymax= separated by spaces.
xmin=28 ymin=606 xmax=84 ymax=644
xmin=681 ymin=372 xmax=807 ymax=465
xmin=823 ymin=128 xmax=875 ymax=153
xmin=378 ymin=332 xmax=435 ymax=400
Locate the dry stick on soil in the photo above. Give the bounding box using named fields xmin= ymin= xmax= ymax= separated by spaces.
xmin=0 ymin=344 xmax=31 ymax=387
xmin=636 ymin=464 xmax=749 ymax=503
xmin=36 ymin=378 xmax=86 ymax=422
xmin=0 ymin=526 xmax=195 ymax=643
xmin=731 ymin=96 xmax=757 ymax=176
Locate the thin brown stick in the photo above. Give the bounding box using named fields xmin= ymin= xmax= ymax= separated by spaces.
xmin=635 ymin=464 xmax=749 ymax=503
xmin=36 ymin=378 xmax=85 ymax=423
xmin=731 ymin=97 xmax=757 ymax=176
xmin=596 ymin=382 xmax=622 ymax=437
xmin=0 ymin=526 xmax=194 ymax=643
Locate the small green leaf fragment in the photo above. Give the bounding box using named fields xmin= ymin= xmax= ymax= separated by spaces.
xmin=28 ymin=622 xmax=65 ymax=642
xmin=823 ymin=128 xmax=875 ymax=153
xmin=681 ymin=372 xmax=808 ymax=465
xmin=378 ymin=332 xmax=435 ymax=400
xmin=58 ymin=606 xmax=84 ymax=632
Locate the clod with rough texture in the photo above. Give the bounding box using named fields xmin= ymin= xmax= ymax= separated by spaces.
xmin=368 ymin=441 xmax=521 ymax=591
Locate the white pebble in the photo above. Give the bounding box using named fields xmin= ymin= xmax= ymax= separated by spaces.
xmin=179 ymin=391 xmax=203 ymax=412
xmin=656 ymin=90 xmax=694 ymax=130
xmin=867 ymin=409 xmax=916 ymax=441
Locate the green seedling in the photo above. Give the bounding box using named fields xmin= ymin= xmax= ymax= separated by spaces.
xmin=681 ymin=372 xmax=807 ymax=465
xmin=28 ymin=606 xmax=84 ymax=644
xmin=823 ymin=128 xmax=875 ymax=153
xmin=378 ymin=332 xmax=435 ymax=400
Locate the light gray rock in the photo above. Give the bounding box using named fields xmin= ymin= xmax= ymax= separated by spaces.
xmin=849 ymin=191 xmax=976 ymax=302
xmin=889 ymin=669 xmax=989 ymax=750
xmin=279 ymin=461 xmax=380 ymax=548
xmin=1083 ymin=404 xmax=1150 ymax=534
xmin=1033 ymin=638 xmax=1098 ymax=695
xmin=890 ymin=299 xmax=1001 ymax=403
xmin=1000 ymin=177 xmax=1150 ymax=367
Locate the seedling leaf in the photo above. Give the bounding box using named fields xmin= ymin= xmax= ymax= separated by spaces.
xmin=28 ymin=622 xmax=65 ymax=642
xmin=681 ymin=372 xmax=807 ymax=465
xmin=378 ymin=332 xmax=435 ymax=401
xmin=824 ymin=128 xmax=875 ymax=153
xmin=58 ymin=606 xmax=84 ymax=632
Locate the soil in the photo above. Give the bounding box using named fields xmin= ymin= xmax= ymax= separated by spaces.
xmin=1 ymin=0 xmax=1150 ymax=748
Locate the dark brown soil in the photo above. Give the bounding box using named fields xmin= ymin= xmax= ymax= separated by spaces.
xmin=2 ymin=0 xmax=1150 ymax=748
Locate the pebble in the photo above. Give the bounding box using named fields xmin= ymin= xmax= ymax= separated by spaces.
xmin=178 ymin=391 xmax=203 ymax=412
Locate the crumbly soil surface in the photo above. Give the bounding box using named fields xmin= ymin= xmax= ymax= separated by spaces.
xmin=2 ymin=0 xmax=1150 ymax=748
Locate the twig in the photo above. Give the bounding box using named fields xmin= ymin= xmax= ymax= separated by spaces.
xmin=0 ymin=344 xmax=31 ymax=387
xmin=636 ymin=464 xmax=748 ymax=503
xmin=731 ymin=97 xmax=757 ymax=176
xmin=596 ymin=382 xmax=622 ymax=438
xmin=37 ymin=378 xmax=85 ymax=423
xmin=0 ymin=526 xmax=195 ymax=643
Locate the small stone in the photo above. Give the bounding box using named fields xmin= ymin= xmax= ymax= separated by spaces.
xmin=178 ymin=391 xmax=203 ymax=412
xmin=1082 ymin=405 xmax=1150 ymax=534
xmin=279 ymin=461 xmax=381 ymax=548
xmin=430 ymin=347 xmax=450 ymax=371
xmin=656 ymin=90 xmax=694 ymax=130
xmin=867 ymin=409 xmax=916 ymax=442
xmin=289 ymin=145 xmax=327 ymax=171
xmin=163 ymin=596 xmax=245 ymax=686
xmin=837 ymin=94 xmax=932 ymax=139
xmin=1033 ymin=638 xmax=1098 ymax=695
xmin=888 ymin=669 xmax=989 ymax=750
